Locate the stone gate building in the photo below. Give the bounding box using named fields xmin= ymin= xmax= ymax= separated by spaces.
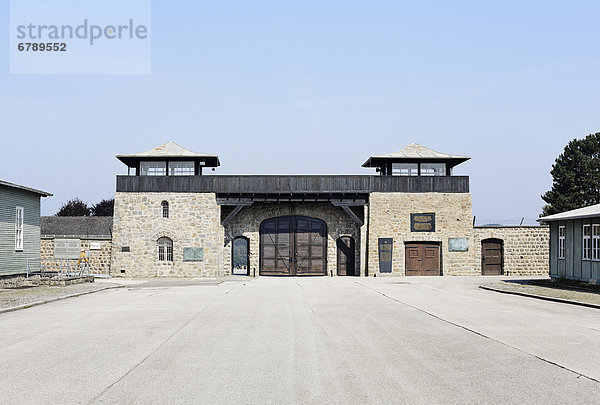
xmin=111 ymin=142 xmax=548 ymax=277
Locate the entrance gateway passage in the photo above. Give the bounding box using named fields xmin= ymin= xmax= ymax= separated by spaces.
xmin=260 ymin=216 xmax=327 ymax=276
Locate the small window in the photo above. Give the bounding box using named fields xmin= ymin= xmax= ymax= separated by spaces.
xmin=593 ymin=224 xmax=600 ymax=261
xmin=140 ymin=161 xmax=166 ymax=176
xmin=420 ymin=163 xmax=446 ymax=176
xmin=583 ymin=224 xmax=591 ymax=260
xmin=169 ymin=161 xmax=195 ymax=176
xmin=15 ymin=206 xmax=23 ymax=251
xmin=158 ymin=237 xmax=173 ymax=261
xmin=558 ymin=226 xmax=565 ymax=259
xmin=161 ymin=201 xmax=169 ymax=218
xmin=392 ymin=163 xmax=418 ymax=176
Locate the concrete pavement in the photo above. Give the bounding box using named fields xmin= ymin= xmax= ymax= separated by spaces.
xmin=0 ymin=276 xmax=598 ymax=404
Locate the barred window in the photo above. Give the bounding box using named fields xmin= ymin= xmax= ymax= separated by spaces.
xmin=157 ymin=237 xmax=173 ymax=261
xmin=161 ymin=201 xmax=169 ymax=218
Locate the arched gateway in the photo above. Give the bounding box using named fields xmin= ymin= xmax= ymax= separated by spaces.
xmin=260 ymin=216 xmax=327 ymax=276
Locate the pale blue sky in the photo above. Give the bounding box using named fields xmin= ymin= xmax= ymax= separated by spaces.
xmin=2 ymin=1 xmax=599 ymax=223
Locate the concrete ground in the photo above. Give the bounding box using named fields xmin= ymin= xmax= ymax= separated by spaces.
xmin=0 ymin=276 xmax=598 ymax=404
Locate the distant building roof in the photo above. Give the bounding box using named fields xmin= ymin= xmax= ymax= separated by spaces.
xmin=0 ymin=179 xmax=52 ymax=197
xmin=538 ymin=203 xmax=600 ymax=222
xmin=116 ymin=142 xmax=220 ymax=167
xmin=41 ymin=216 xmax=113 ymax=237
xmin=362 ymin=143 xmax=470 ymax=168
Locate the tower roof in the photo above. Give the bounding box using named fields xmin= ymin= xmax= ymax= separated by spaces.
xmin=362 ymin=143 xmax=470 ymax=168
xmin=116 ymin=142 xmax=220 ymax=167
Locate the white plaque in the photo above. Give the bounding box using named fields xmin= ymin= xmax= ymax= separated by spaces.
xmin=90 ymin=242 xmax=101 ymax=250
xmin=54 ymin=239 xmax=81 ymax=259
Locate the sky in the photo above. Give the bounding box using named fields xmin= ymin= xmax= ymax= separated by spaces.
xmin=1 ymin=1 xmax=599 ymax=223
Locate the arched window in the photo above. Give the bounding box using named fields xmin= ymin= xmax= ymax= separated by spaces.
xmin=161 ymin=201 xmax=169 ymax=218
xmin=157 ymin=237 xmax=173 ymax=261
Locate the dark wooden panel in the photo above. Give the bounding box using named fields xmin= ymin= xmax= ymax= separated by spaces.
xmin=116 ymin=175 xmax=470 ymax=194
xmin=482 ymin=239 xmax=503 ymax=275
xmin=260 ymin=217 xmax=292 ymax=276
xmin=337 ymin=236 xmax=356 ymax=276
xmin=405 ymin=243 xmax=440 ymax=276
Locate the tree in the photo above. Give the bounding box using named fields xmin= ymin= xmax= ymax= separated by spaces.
xmin=55 ymin=198 xmax=90 ymax=216
xmin=541 ymin=132 xmax=600 ymax=216
xmin=91 ymin=199 xmax=114 ymax=216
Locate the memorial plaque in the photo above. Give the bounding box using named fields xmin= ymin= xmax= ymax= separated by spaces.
xmin=90 ymin=242 xmax=101 ymax=250
xmin=378 ymin=238 xmax=393 ymax=273
xmin=448 ymin=238 xmax=469 ymax=252
xmin=54 ymin=238 xmax=80 ymax=259
xmin=183 ymin=247 xmax=204 ymax=262
xmin=411 ymin=213 xmax=435 ymax=232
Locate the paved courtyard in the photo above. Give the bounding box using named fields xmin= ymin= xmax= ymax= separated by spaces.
xmin=0 ymin=276 xmax=599 ymax=404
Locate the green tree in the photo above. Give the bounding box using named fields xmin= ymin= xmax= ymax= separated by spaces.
xmin=542 ymin=132 xmax=600 ymax=216
xmin=91 ymin=199 xmax=114 ymax=216
xmin=55 ymin=198 xmax=90 ymax=216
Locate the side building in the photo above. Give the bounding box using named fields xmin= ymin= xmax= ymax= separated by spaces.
xmin=0 ymin=179 xmax=52 ymax=284
xmin=539 ymin=204 xmax=600 ymax=283
xmin=41 ymin=216 xmax=113 ymax=275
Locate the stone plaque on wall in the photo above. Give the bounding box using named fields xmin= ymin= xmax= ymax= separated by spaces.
xmin=448 ymin=238 xmax=469 ymax=252
xmin=89 ymin=242 xmax=101 ymax=250
xmin=183 ymin=247 xmax=204 ymax=262
xmin=378 ymin=238 xmax=393 ymax=273
xmin=411 ymin=213 xmax=435 ymax=232
xmin=54 ymin=238 xmax=80 ymax=259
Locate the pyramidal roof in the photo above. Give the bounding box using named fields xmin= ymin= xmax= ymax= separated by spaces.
xmin=116 ymin=142 xmax=220 ymax=167
xmin=117 ymin=141 xmax=218 ymax=158
xmin=362 ymin=143 xmax=470 ymax=167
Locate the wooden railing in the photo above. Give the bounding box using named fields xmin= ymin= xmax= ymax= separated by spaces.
xmin=116 ymin=175 xmax=469 ymax=194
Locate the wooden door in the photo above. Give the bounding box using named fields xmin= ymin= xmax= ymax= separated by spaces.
xmin=337 ymin=236 xmax=355 ymax=276
xmin=294 ymin=217 xmax=327 ymax=276
xmin=260 ymin=216 xmax=327 ymax=276
xmin=482 ymin=239 xmax=503 ymax=275
xmin=405 ymin=243 xmax=440 ymax=276
xmin=260 ymin=216 xmax=293 ymax=275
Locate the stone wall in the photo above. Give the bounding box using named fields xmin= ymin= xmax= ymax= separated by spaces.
xmin=41 ymin=238 xmax=112 ymax=275
xmin=367 ymin=192 xmax=475 ymax=276
xmin=473 ymin=226 xmax=549 ymax=275
xmin=111 ymin=192 xmax=222 ymax=277
xmin=223 ymin=203 xmax=361 ymax=277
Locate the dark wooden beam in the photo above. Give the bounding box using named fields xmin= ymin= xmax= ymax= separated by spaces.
xmin=337 ymin=205 xmax=364 ymax=226
xmin=221 ymin=204 xmax=252 ymax=227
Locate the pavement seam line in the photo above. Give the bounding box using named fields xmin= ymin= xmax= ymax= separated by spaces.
xmin=354 ymin=281 xmax=600 ymax=384
xmin=0 ymin=285 xmax=123 ymax=314
xmin=89 ymin=282 xmax=240 ymax=404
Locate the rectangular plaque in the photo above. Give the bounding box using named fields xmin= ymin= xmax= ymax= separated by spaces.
xmin=378 ymin=238 xmax=393 ymax=273
xmin=183 ymin=247 xmax=204 ymax=262
xmin=411 ymin=213 xmax=435 ymax=232
xmin=89 ymin=242 xmax=101 ymax=250
xmin=448 ymin=238 xmax=469 ymax=252
xmin=54 ymin=238 xmax=80 ymax=259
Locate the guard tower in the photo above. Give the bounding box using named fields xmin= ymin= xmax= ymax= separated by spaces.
xmin=116 ymin=141 xmax=220 ymax=176
xmin=362 ymin=143 xmax=470 ymax=176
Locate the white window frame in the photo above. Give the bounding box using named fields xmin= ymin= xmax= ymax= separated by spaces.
xmin=140 ymin=161 xmax=167 ymax=176
xmin=15 ymin=206 xmax=24 ymax=251
xmin=583 ymin=224 xmax=591 ymax=260
xmin=592 ymin=224 xmax=600 ymax=261
xmin=558 ymin=225 xmax=565 ymax=259
xmin=168 ymin=161 xmax=195 ymax=176
xmin=391 ymin=163 xmax=418 ymax=176
xmin=157 ymin=237 xmax=173 ymax=262
xmin=420 ymin=163 xmax=447 ymax=176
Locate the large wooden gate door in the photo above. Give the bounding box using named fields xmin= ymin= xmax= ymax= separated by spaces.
xmin=482 ymin=239 xmax=503 ymax=275
xmin=337 ymin=236 xmax=356 ymax=276
xmin=260 ymin=216 xmax=327 ymax=276
xmin=405 ymin=242 xmax=440 ymax=276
